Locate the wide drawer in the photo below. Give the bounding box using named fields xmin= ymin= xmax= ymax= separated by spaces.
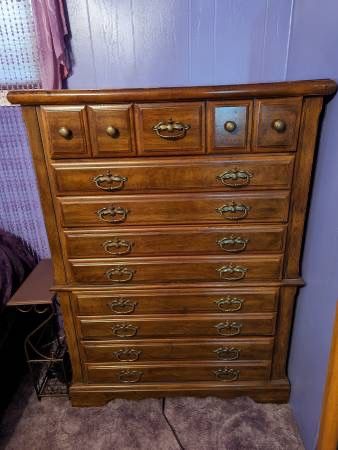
xmin=51 ymin=155 xmax=294 ymax=194
xmin=73 ymin=287 xmax=279 ymax=316
xmin=68 ymin=255 xmax=283 ymax=285
xmin=77 ymin=314 xmax=276 ymax=339
xmin=85 ymin=361 xmax=271 ymax=384
xmin=58 ymin=191 xmax=290 ymax=227
xmin=80 ymin=338 xmax=274 ymax=363
xmin=64 ymin=224 xmax=286 ymax=258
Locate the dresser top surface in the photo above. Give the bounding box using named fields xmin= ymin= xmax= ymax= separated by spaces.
xmin=7 ymin=79 xmax=337 ymax=105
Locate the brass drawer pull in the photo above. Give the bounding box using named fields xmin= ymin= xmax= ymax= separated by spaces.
xmin=107 ymin=298 xmax=137 ymax=314
xmin=106 ymin=125 xmax=119 ymax=138
xmin=217 ymin=264 xmax=248 ymax=281
xmin=118 ymin=369 xmax=143 ymax=383
xmin=224 ymin=120 xmax=237 ymax=133
xmin=214 ymin=296 xmax=244 ymax=312
xmin=113 ymin=348 xmax=142 ymax=362
xmin=58 ymin=126 xmax=72 ymax=139
xmin=97 ymin=205 xmax=129 ymax=223
xmin=217 ymin=235 xmax=249 ymax=253
xmin=215 ymin=321 xmax=242 ymax=336
xmin=272 ymin=119 xmax=286 ymax=133
xmin=214 ymin=368 xmax=239 ymax=381
xmin=214 ymin=347 xmax=241 ymax=361
xmin=103 ymin=238 xmax=133 ymax=255
xmin=153 ymin=118 xmax=190 ymax=140
xmin=217 ymin=169 xmax=252 ymax=187
xmin=93 ymin=172 xmax=127 ymax=191
xmin=112 ymin=323 xmax=138 ymax=338
xmin=106 ymin=265 xmax=135 ymax=283
xmin=216 ymin=201 xmax=250 ymax=220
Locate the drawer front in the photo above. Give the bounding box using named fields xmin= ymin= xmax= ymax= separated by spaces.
xmin=78 ymin=315 xmax=276 ymax=339
xmin=253 ymin=97 xmax=302 ymax=151
xmin=39 ymin=106 xmax=90 ymax=159
xmin=85 ymin=361 xmax=270 ymax=384
xmin=69 ymin=255 xmax=283 ymax=285
xmin=73 ymin=287 xmax=278 ymax=316
xmin=52 ymin=155 xmax=294 ymax=194
xmin=134 ymin=102 xmax=205 ymax=155
xmin=59 ymin=191 xmax=290 ymax=227
xmin=81 ymin=338 xmax=274 ymax=363
xmin=64 ymin=225 xmax=286 ymax=259
xmin=207 ymin=101 xmax=252 ymax=153
xmin=87 ymin=105 xmax=135 ymax=157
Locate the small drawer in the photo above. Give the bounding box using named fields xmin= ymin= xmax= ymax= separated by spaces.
xmin=84 ymin=361 xmax=271 ymax=384
xmin=134 ymin=102 xmax=205 ymax=156
xmin=64 ymin=224 xmax=286 ymax=259
xmin=81 ymin=338 xmax=274 ymax=363
xmin=51 ymin=154 xmax=294 ymax=194
xmin=77 ymin=314 xmax=276 ymax=339
xmin=68 ymin=255 xmax=283 ymax=285
xmin=73 ymin=287 xmax=278 ymax=316
xmin=87 ymin=105 xmax=135 ymax=157
xmin=253 ymin=97 xmax=302 ymax=151
xmin=207 ymin=100 xmax=252 ymax=153
xmin=58 ymin=191 xmax=290 ymax=227
xmin=38 ymin=106 xmax=90 ymax=159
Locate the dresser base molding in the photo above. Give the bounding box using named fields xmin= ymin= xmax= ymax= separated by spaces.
xmin=69 ymin=379 xmax=290 ymax=407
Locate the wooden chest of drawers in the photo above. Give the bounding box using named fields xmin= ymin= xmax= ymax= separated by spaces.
xmin=9 ymin=80 xmax=336 ymax=406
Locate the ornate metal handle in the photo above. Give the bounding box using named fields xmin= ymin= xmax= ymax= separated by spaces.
xmin=215 ymin=321 xmax=242 ymax=336
xmin=224 ymin=121 xmax=237 ymax=133
xmin=217 ymin=264 xmax=248 ymax=281
xmin=106 ymin=126 xmax=119 ymax=138
xmin=213 ymin=347 xmax=241 ymax=361
xmin=272 ymin=119 xmax=286 ymax=132
xmin=112 ymin=323 xmax=138 ymax=338
xmin=217 ymin=235 xmax=249 ymax=253
xmin=93 ymin=172 xmax=127 ymax=191
xmin=103 ymin=238 xmax=133 ymax=255
xmin=118 ymin=369 xmax=143 ymax=383
xmin=152 ymin=118 xmax=190 ymax=140
xmin=216 ymin=169 xmax=252 ymax=187
xmin=106 ymin=266 xmax=135 ymax=283
xmin=216 ymin=201 xmax=250 ymax=220
xmin=58 ymin=126 xmax=72 ymax=139
xmin=214 ymin=296 xmax=244 ymax=312
xmin=213 ymin=368 xmax=240 ymax=381
xmin=97 ymin=205 xmax=129 ymax=223
xmin=107 ymin=298 xmax=137 ymax=314
xmin=113 ymin=348 xmax=142 ymax=362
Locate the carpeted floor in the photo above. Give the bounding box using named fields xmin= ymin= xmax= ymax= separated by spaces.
xmin=0 ymin=378 xmax=304 ymax=450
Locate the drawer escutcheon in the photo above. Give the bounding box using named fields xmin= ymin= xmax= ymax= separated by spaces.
xmin=102 ymin=238 xmax=134 ymax=256
xmin=217 ymin=264 xmax=248 ymax=281
xmin=93 ymin=172 xmax=127 ymax=191
xmin=111 ymin=323 xmax=138 ymax=338
xmin=214 ymin=347 xmax=241 ymax=361
xmin=152 ymin=118 xmax=191 ymax=140
xmin=113 ymin=348 xmax=142 ymax=362
xmin=216 ymin=201 xmax=250 ymax=220
xmin=214 ymin=296 xmax=244 ymax=312
xmin=215 ymin=321 xmax=242 ymax=336
xmin=106 ymin=266 xmax=135 ymax=283
xmin=118 ymin=369 xmax=143 ymax=383
xmin=213 ymin=368 xmax=240 ymax=381
xmin=107 ymin=298 xmax=137 ymax=314
xmin=217 ymin=235 xmax=249 ymax=253
xmin=97 ymin=205 xmax=129 ymax=223
xmin=216 ymin=168 xmax=252 ymax=187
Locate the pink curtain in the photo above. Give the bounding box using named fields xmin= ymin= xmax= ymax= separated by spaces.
xmin=31 ymin=0 xmax=70 ymax=89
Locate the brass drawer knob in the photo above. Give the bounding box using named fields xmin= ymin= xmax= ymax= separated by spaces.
xmin=58 ymin=126 xmax=72 ymax=139
xmin=213 ymin=368 xmax=239 ymax=381
xmin=103 ymin=238 xmax=133 ymax=255
xmin=112 ymin=323 xmax=138 ymax=338
xmin=153 ymin=118 xmax=190 ymax=140
xmin=272 ymin=119 xmax=286 ymax=132
xmin=216 ymin=201 xmax=250 ymax=220
xmin=93 ymin=172 xmax=127 ymax=191
xmin=107 ymin=298 xmax=137 ymax=314
xmin=97 ymin=205 xmax=129 ymax=223
xmin=215 ymin=321 xmax=242 ymax=336
xmin=113 ymin=348 xmax=142 ymax=362
xmin=106 ymin=125 xmax=119 ymax=138
xmin=217 ymin=235 xmax=249 ymax=253
xmin=216 ymin=168 xmax=252 ymax=187
xmin=214 ymin=347 xmax=241 ymax=361
xmin=224 ymin=120 xmax=237 ymax=133
xmin=214 ymin=296 xmax=244 ymax=312
xmin=217 ymin=264 xmax=248 ymax=281
xmin=118 ymin=369 xmax=143 ymax=383
xmin=106 ymin=266 xmax=135 ymax=283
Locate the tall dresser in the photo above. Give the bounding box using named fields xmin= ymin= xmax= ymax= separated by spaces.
xmin=9 ymin=80 xmax=336 ymax=406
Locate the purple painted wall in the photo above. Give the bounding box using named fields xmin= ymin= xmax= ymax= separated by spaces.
xmin=285 ymin=1 xmax=338 ymax=449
